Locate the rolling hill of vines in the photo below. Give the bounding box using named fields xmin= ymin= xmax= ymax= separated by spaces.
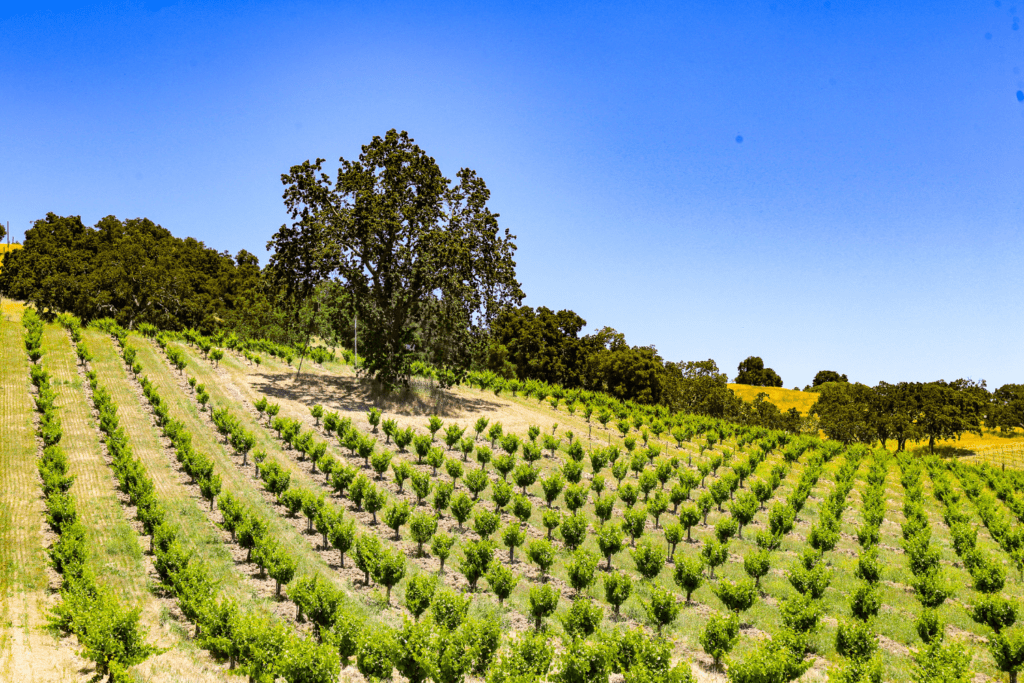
xmin=3 ymin=301 xmax=1024 ymax=683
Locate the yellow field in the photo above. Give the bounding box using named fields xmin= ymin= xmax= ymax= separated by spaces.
xmin=728 ymin=383 xmax=819 ymax=415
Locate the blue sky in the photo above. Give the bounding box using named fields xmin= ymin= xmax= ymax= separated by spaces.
xmin=1 ymin=0 xmax=1022 ymax=388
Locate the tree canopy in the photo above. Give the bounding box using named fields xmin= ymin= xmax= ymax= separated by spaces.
xmin=812 ymin=379 xmax=986 ymax=451
xmin=0 ymin=213 xmax=261 ymax=333
xmin=489 ymin=306 xmax=590 ymax=387
xmin=270 ymin=129 xmax=523 ymax=389
xmin=812 ymin=370 xmax=848 ymax=387
xmin=990 ymin=384 xmax=1024 ymax=434
xmin=487 ymin=307 xmax=675 ymax=404
xmin=734 ymin=356 xmax=783 ymax=387
xmin=662 ymin=359 xmax=738 ymax=418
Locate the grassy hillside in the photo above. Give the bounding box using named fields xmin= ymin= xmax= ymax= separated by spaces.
xmin=728 ymin=383 xmax=819 ymax=415
xmin=5 ymin=298 xmax=1024 ymax=682
xmin=218 ymin=343 xmax=1018 ymax=680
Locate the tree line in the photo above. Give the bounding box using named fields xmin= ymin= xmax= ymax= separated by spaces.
xmin=811 ymin=378 xmax=1024 ymax=451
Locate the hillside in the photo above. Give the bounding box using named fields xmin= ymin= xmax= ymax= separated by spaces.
xmin=4 ymin=299 xmax=1024 ymax=682
xmin=728 ymin=384 xmax=819 ymax=416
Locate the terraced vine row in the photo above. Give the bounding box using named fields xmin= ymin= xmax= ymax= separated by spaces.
xmin=15 ymin=311 xmax=1019 ymax=682
xmin=100 ymin=320 xmax=699 ymax=683
xmin=163 ymin=330 xmax=903 ymax=678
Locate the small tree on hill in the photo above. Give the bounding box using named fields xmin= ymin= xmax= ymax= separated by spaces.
xmin=604 ymin=571 xmax=632 ymax=615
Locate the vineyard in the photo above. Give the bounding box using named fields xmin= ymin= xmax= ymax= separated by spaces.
xmin=4 ymin=301 xmax=1024 ymax=683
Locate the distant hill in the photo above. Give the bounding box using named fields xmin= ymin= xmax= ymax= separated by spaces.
xmin=728 ymin=383 xmax=819 ymax=415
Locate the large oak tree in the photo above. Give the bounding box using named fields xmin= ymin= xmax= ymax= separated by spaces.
xmin=270 ymin=129 xmax=522 ymax=389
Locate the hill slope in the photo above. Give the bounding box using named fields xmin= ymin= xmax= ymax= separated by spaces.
xmin=728 ymin=383 xmax=818 ymax=415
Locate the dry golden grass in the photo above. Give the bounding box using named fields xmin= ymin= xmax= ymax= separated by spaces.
xmin=727 ymin=383 xmax=819 ymax=415
xmin=0 ymin=303 xmax=86 ymax=682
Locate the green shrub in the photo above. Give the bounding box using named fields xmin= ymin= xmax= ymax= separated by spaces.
xmin=725 ymin=631 xmax=811 ymax=683
xmin=405 ymin=573 xmax=437 ymax=620
xmin=788 ymin=563 xmax=831 ymax=599
xmin=713 ymin=578 xmax=757 ymax=615
xmin=516 ymin=584 xmax=556 ymax=632
xmin=645 ymin=585 xmax=681 ymax=634
xmin=631 ymin=538 xmax=666 ymax=581
xmin=512 ymin=494 xmax=533 ymax=524
xmin=971 ymin=556 xmax=1007 ymax=594
xmin=910 ymin=637 xmax=974 ymax=683
xmin=780 ymin=593 xmax=820 ymax=634
xmin=604 ymin=571 xmax=632 ymax=615
xmin=699 ymin=612 xmax=738 ymax=671
xmin=354 ymin=533 xmax=383 ymax=586
xmin=560 ymin=512 xmax=588 ymax=551
xmin=372 ymin=546 xmax=406 ymax=604
xmin=431 ymin=532 xmax=455 ymax=573
xmin=431 ymin=587 xmax=470 ymax=630
xmin=486 ymin=562 xmax=518 ymax=605
xmin=55 ymin=584 xmax=158 ymax=681
xmin=743 ymin=549 xmax=771 ymax=587
xmin=835 ymin=619 xmax=877 ymax=661
xmin=850 ymin=583 xmax=881 ymax=621
xmin=485 ymin=632 xmax=552 ymax=683
xmin=911 ymin=569 xmax=950 ymax=609
xmin=701 ymin=538 xmax=729 ymax=579
xmin=356 ymin=626 xmax=396 ymax=682
xmin=501 ymin=522 xmax=527 ymax=563
xmin=854 ymin=546 xmax=881 ymax=583
xmin=561 ymin=599 xmax=604 ymax=639
xmin=526 ymin=539 xmax=555 ymax=579
xmin=553 ymin=636 xmax=611 ymax=683
xmin=990 ymin=626 xmax=1024 ymax=683
xmin=567 ymin=548 xmax=599 ymax=596
xmin=671 ymin=554 xmax=704 ymax=603
xmin=458 ymin=539 xmax=494 ymax=591
xmin=473 ymin=508 xmax=500 ymax=539
xmin=916 ymin=608 xmax=943 ymax=644
xmin=971 ymin=594 xmax=1018 ymax=633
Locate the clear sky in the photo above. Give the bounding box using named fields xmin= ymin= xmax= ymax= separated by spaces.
xmin=1 ymin=0 xmax=1022 ymax=388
